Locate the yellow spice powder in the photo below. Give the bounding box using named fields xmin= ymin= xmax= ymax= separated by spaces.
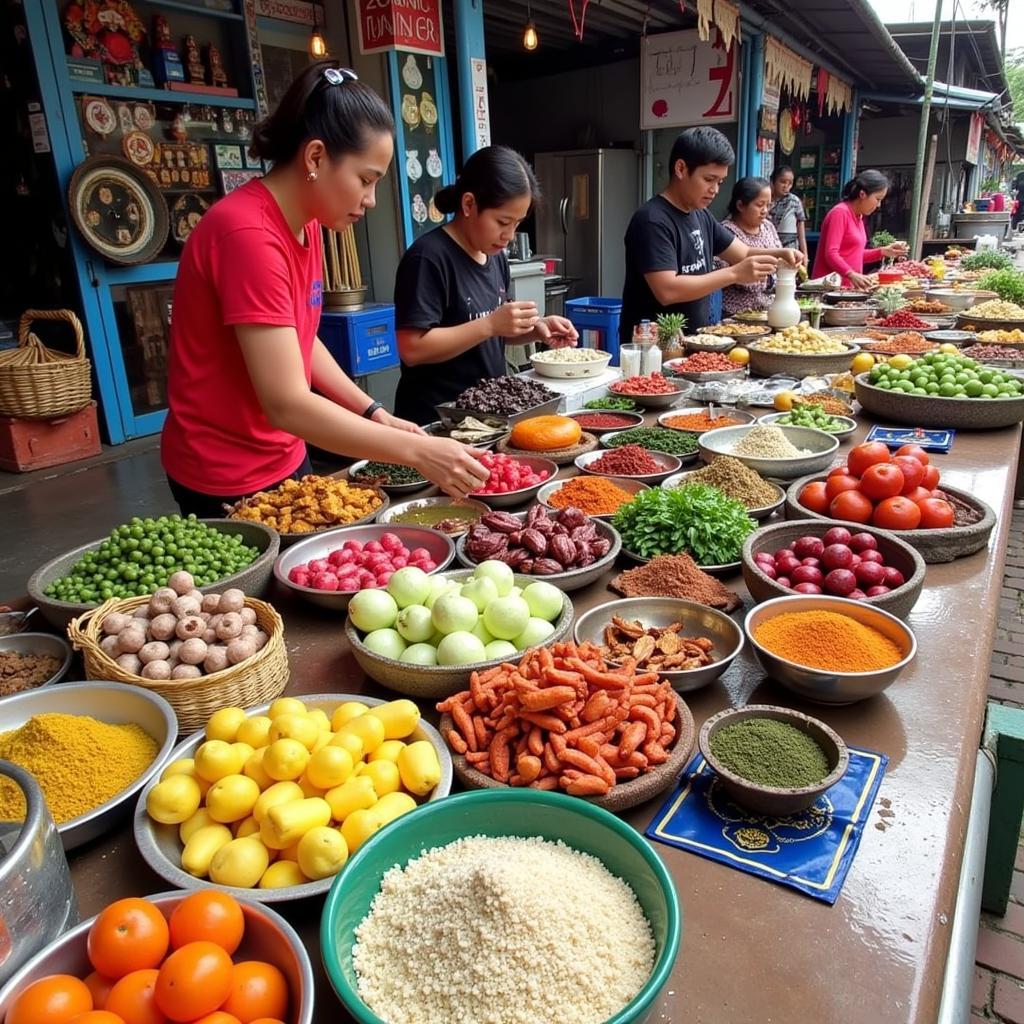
xmin=0 ymin=713 xmax=159 ymax=824
xmin=753 ymin=610 xmax=904 ymax=672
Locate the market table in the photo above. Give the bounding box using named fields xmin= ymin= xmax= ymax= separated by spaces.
xmin=53 ymin=415 xmax=1020 ymax=1024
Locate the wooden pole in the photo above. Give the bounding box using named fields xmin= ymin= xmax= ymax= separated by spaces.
xmin=917 ymin=134 xmax=939 ymax=253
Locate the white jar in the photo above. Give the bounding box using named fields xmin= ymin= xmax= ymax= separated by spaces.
xmin=767 ymin=264 xmax=801 ymax=329
xmin=642 ymin=344 xmax=662 ymax=376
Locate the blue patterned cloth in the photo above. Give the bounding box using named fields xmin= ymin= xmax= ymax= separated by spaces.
xmin=646 ymin=748 xmax=888 ymax=904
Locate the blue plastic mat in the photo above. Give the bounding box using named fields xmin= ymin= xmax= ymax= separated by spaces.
xmin=864 ymin=425 xmax=955 ymax=452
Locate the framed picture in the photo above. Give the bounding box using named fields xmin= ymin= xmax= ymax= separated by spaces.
xmin=220 ymin=169 xmax=262 ymax=195
xmin=243 ymin=148 xmax=263 ymax=171
xmin=213 ymin=144 xmax=243 ymax=170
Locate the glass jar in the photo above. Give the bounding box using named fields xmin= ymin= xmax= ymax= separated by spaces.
xmin=619 ymin=343 xmax=643 ymax=378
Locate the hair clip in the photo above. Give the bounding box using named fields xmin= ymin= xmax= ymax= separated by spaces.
xmin=323 ymin=67 xmax=359 ymax=86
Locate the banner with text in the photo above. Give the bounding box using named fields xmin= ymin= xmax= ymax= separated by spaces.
xmin=356 ymin=0 xmax=444 ymax=57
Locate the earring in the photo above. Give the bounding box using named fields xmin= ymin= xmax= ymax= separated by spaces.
xmin=307 ymin=171 xmax=318 ymax=182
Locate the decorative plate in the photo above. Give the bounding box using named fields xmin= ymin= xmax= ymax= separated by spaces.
xmin=402 ymin=54 xmax=423 ymax=90
xmin=83 ymin=97 xmax=116 ymax=136
xmin=779 ymin=109 xmax=796 ymax=155
xmin=68 ymin=155 xmax=169 ymax=266
xmin=122 ymin=130 xmax=155 ymax=167
xmin=133 ymin=104 xmax=155 ymax=131
xmin=170 ymin=192 xmax=211 ymax=245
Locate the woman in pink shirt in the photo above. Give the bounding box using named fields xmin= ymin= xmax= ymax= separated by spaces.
xmin=812 ymin=170 xmax=907 ymax=289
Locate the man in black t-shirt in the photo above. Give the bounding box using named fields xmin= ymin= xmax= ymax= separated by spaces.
xmin=620 ymin=127 xmax=804 ymax=344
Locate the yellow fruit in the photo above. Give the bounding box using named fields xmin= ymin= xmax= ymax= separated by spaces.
xmin=259 ymin=860 xmax=307 ymax=889
xmin=888 ymin=353 xmax=913 ymax=370
xmin=850 ymin=352 xmax=875 ymax=375
xmin=209 ymin=836 xmax=270 ymax=888
xmin=205 ymin=706 xmax=247 ymax=743
xmin=324 ymin=776 xmax=377 ymax=822
xmin=727 ymin=346 xmax=750 ymax=365
xmin=181 ymin=824 xmax=233 ymax=878
xmin=179 ymin=807 xmax=217 ymax=845
xmin=194 ymin=739 xmax=246 ymax=783
xmin=243 ymin=748 xmax=274 ymax=790
xmin=337 ymin=714 xmax=386 ymax=757
xmin=253 ymin=781 xmax=305 ymax=824
xmin=361 ymin=759 xmax=401 ymax=797
xmin=311 ymin=731 xmax=334 ymax=753
xmin=373 ymin=791 xmax=418 ymax=826
xmin=146 ymin=774 xmax=202 ymax=825
xmin=297 ymin=825 xmax=349 ymax=880
xmin=306 ymin=745 xmax=354 ymax=790
xmin=279 ymin=840 xmax=302 ymax=863
xmin=773 ymin=390 xmax=797 ymax=412
xmin=939 ymin=343 xmax=959 ymax=354
xmin=297 ymin=772 xmax=326 ymax=799
xmin=263 ymin=797 xmax=332 ymax=849
xmin=269 ymin=713 xmax=319 ymax=751
xmin=206 ymin=774 xmax=261 ymax=823
xmin=341 ymin=808 xmax=384 ymax=853
xmin=331 ymin=701 xmax=370 ymax=731
xmin=307 ymin=709 xmax=332 ymax=732
xmin=236 ymin=714 xmax=273 ymax=749
xmin=367 ymin=700 xmax=421 ymax=740
xmin=370 ymin=740 xmax=406 ymax=764
xmin=161 ymin=757 xmax=196 ymax=781
xmin=263 ymin=738 xmax=310 ymax=781
xmin=234 ymin=814 xmax=261 ymax=839
xmin=397 ymin=741 xmax=441 ymax=796
xmin=269 ymin=697 xmax=307 ymax=719
xmin=328 ymin=732 xmax=364 ymax=762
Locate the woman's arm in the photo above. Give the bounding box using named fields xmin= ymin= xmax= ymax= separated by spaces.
xmin=398 ymin=302 xmax=539 ymax=366
xmin=797 ymin=220 xmax=808 ymax=260
xmin=818 ymin=208 xmax=856 ymax=278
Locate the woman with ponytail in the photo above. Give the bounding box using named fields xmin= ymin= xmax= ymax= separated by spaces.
xmin=393 ymin=145 xmax=578 ymax=424
xmin=161 ymin=62 xmax=488 ymax=513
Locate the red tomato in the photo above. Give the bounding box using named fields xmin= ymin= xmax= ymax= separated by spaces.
xmin=799 ymin=481 xmax=830 ymax=514
xmin=104 ymin=969 xmax=166 ymax=1024
xmin=168 ymin=892 xmax=244 ymax=956
xmin=84 ymin=973 xmax=115 ymax=1012
xmin=829 ymin=491 xmax=874 ymax=524
xmin=6 ymin=975 xmax=93 ymax=1024
xmin=848 ymin=442 xmax=891 ymax=478
xmin=904 ymin=486 xmax=933 ymax=505
xmin=917 ymin=498 xmax=956 ymax=529
xmin=220 ymin=961 xmax=289 ymax=1023
xmin=859 ymin=463 xmax=905 ymax=501
xmin=154 ymin=943 xmax=233 ymax=1023
xmin=827 ymin=463 xmax=851 ymax=478
xmin=893 ymin=455 xmax=924 ymax=492
xmin=88 ymin=899 xmax=169 ymax=980
xmin=895 ymin=443 xmax=930 ymax=466
xmin=872 ymin=496 xmax=922 ymax=530
xmin=921 ymin=464 xmax=941 ymax=490
xmin=825 ymin=474 xmax=861 ymax=502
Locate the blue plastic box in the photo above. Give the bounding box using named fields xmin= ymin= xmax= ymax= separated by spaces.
xmin=565 ymin=297 xmax=623 ymax=360
xmin=319 ymin=304 xmax=398 ymax=376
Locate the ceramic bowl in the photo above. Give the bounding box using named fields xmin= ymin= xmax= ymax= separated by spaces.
xmin=662 ymin=470 xmax=784 ymax=520
xmin=697 ymin=423 xmax=840 ymax=480
xmin=568 ymin=411 xmax=646 ymax=434
xmin=757 ymin=411 xmax=858 ymax=441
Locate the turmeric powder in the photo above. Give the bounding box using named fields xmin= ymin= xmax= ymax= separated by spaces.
xmin=0 ymin=713 xmax=159 ymax=824
xmin=752 ymin=610 xmax=903 ymax=672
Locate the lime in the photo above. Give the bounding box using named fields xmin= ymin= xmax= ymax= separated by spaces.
xmin=939 ymin=382 xmax=958 ymax=397
xmin=964 ymin=379 xmax=984 ymax=397
xmin=982 ymin=383 xmax=999 ymax=397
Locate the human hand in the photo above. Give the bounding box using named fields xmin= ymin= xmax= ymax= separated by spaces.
xmin=534 ymin=316 xmax=579 ymax=347
xmin=881 ymin=242 xmax=909 ymax=259
xmin=371 ymin=408 xmax=426 ymax=435
xmin=733 ymin=255 xmax=778 ymax=284
xmin=848 ymin=271 xmax=872 ymax=290
xmin=488 ymin=301 xmax=539 ymax=338
xmin=410 ymin=437 xmax=490 ymax=499
xmin=779 ymin=248 xmax=806 ymax=267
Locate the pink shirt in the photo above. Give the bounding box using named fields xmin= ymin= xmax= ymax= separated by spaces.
xmin=812 ymin=201 xmax=882 ymax=285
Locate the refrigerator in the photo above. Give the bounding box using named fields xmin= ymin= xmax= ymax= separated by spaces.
xmin=534 ymin=148 xmax=639 ymax=299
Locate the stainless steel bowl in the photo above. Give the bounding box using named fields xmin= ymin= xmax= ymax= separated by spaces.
xmin=470 ymin=455 xmax=559 ymax=509
xmin=275 ymin=487 xmax=391 ymax=548
xmin=607 ymin=382 xmax=694 ymax=409
xmin=0 ymin=681 xmax=177 ymax=850
xmin=697 ymin=423 xmax=840 ymax=480
xmin=925 ymin=289 xmax=977 ymax=312
xmin=757 ymin=411 xmax=858 ymax=441
xmin=377 ymin=496 xmax=488 ymax=537
xmin=348 ymin=459 xmax=437 ymax=496
xmin=568 ymin=410 xmax=646 ymax=434
xmin=575 ymin=449 xmax=683 ymax=484
xmin=662 ymin=470 xmax=784 ymax=520
xmin=744 ymin=594 xmax=917 ymax=703
xmin=0 ymin=633 xmax=73 ymax=695
xmin=573 ymin=597 xmax=743 ymax=692
xmin=272 ymin=524 xmax=456 ymax=611
xmin=657 ymin=407 xmax=757 ymax=433
xmin=536 ymin=476 xmax=649 ymax=520
xmin=601 ymin=429 xmax=700 ymax=464
xmin=0 ymin=609 xmax=38 ymax=637
xmin=134 ymin=694 xmax=452 ymax=903
xmin=0 ymin=891 xmax=315 ymax=1023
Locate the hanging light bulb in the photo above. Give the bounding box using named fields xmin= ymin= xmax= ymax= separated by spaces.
xmin=309 ymin=7 xmax=327 ymax=58
xmin=523 ymin=2 xmax=538 ymax=50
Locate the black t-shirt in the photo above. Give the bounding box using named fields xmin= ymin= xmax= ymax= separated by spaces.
xmin=620 ymin=196 xmax=735 ymax=342
xmin=393 ymin=227 xmax=509 ymax=425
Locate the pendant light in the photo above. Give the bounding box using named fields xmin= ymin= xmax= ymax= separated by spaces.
xmin=310 ymin=5 xmax=327 ymax=58
xmin=523 ymin=1 xmax=538 ymax=50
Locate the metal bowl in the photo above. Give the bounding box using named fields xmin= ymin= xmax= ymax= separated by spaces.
xmin=698 ymin=704 xmax=850 ymax=816
xmin=422 ymin=418 xmax=510 ymax=450
xmin=747 ymin=341 xmax=861 ymax=379
xmin=662 ymin=470 xmax=784 ymax=521
xmin=822 ymin=305 xmax=873 ymax=327
xmin=530 ymin=350 xmax=612 ymax=378
xmin=348 ymin=460 xmax=436 ymax=497
xmin=698 ymin=324 xmax=772 ymax=340
xmin=377 ymin=496 xmax=488 ymax=537
xmin=0 ymin=609 xmax=38 ymax=637
xmin=682 ymin=333 xmax=741 ymax=353
xmin=664 ymin=361 xmax=747 ymax=384
xmin=744 ymin=594 xmax=917 ymax=703
xmin=601 ymin=429 xmax=700 ymax=464
xmin=470 ymin=455 xmax=559 ymax=508
xmin=134 ymin=694 xmax=452 ymax=903
xmin=757 ymin=410 xmax=858 ymax=441
xmin=536 ymin=475 xmax=650 ymax=520
xmin=568 ymin=410 xmax=645 ymax=434
xmin=28 ymin=519 xmax=280 ymax=630
xmin=275 ymin=487 xmax=390 ymax=547
xmin=924 ymin=329 xmax=976 ymax=345
xmin=573 ymin=597 xmax=743 ymax=692
xmin=657 ymin=407 xmax=757 ymax=433
xmin=575 ymin=448 xmax=683 ymax=484
xmin=345 ymin=572 xmax=574 ymax=699
xmin=273 ymin=524 xmax=455 ymax=611
xmin=925 ymin=289 xmax=978 ymax=312
xmin=324 ymin=286 xmax=368 ymax=311
xmin=607 ymin=382 xmax=694 ymax=409
xmin=0 ymin=681 xmax=177 ymax=850
xmin=823 ymin=290 xmax=872 ymax=304
xmin=0 ymin=633 xmax=73 ymax=696
xmin=0 ymin=891 xmax=315 ymax=1024
xmin=697 ymin=423 xmax=840 ymax=479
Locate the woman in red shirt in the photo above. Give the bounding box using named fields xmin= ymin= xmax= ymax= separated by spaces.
xmin=161 ymin=62 xmax=488 ymax=516
xmin=812 ymin=170 xmax=907 ymax=289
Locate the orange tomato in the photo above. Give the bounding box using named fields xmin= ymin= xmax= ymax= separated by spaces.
xmin=68 ymin=1013 xmax=125 ymax=1023
xmin=88 ymin=899 xmax=170 ymax=980
xmin=169 ymin=891 xmax=245 ymax=955
xmin=104 ymin=969 xmax=166 ymax=1024
xmin=84 ymin=972 xmax=115 ymax=1011
xmin=872 ymin=496 xmax=922 ymax=530
xmin=247 ymin=1020 xmax=286 ymax=1024
xmin=895 ymin=443 xmax=930 ymax=465
xmin=154 ymin=942 xmax=233 ymax=1023
xmin=825 ymin=474 xmax=861 ymax=502
xmin=191 ymin=1015 xmax=242 ymax=1024
xmin=892 ymin=455 xmax=924 ymax=492
xmin=829 ymin=490 xmax=874 ymax=524
xmin=859 ymin=463 xmax=904 ymax=501
xmin=798 ymin=480 xmax=830 ymax=515
xmin=847 ymin=442 xmax=891 ymax=478
xmin=6 ymin=974 xmax=93 ymax=1024
xmin=220 ymin=961 xmax=289 ymax=1023
xmin=917 ymin=497 xmax=955 ymax=529
xmin=903 ymin=486 xmax=933 ymax=505
xmin=827 ymin=463 xmax=851 ymax=478
xmin=921 ymin=464 xmax=941 ymax=490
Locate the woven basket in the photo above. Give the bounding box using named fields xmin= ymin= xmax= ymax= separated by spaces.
xmin=68 ymin=596 xmax=289 ymax=733
xmin=0 ymin=310 xmax=92 ymax=419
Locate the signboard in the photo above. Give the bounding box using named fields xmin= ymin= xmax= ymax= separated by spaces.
xmin=470 ymin=57 xmax=490 ymax=151
xmin=356 ymin=0 xmax=444 ymax=57
xmin=640 ymin=29 xmax=738 ymax=130
xmin=966 ymin=112 xmax=984 ymax=165
xmin=255 ymin=0 xmax=321 ymax=25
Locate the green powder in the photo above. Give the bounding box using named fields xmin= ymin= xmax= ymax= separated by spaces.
xmin=709 ymin=718 xmax=830 ymax=789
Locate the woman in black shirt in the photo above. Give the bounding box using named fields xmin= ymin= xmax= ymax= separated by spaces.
xmin=394 ymin=146 xmax=577 ymax=424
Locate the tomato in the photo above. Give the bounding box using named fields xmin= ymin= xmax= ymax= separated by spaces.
xmin=6 ymin=974 xmax=93 ymax=1024
xmin=154 ymin=942 xmax=233 ymax=1023
xmin=104 ymin=969 xmax=166 ymax=1024
xmin=892 ymin=455 xmax=924 ymax=492
xmin=917 ymin=498 xmax=955 ymax=529
xmin=67 ymin=1013 xmax=125 ymax=1024
xmin=88 ymin=899 xmax=170 ymax=980
xmin=829 ymin=490 xmax=874 ymax=524
xmin=799 ymin=481 xmax=830 ymax=514
xmin=921 ymin=464 xmax=941 ymax=490
xmin=827 ymin=463 xmax=851 ymax=478
xmin=169 ymin=892 xmax=244 ymax=956
xmin=903 ymin=486 xmax=933 ymax=505
xmin=191 ymin=1014 xmax=242 ymax=1024
xmin=872 ymin=496 xmax=922 ymax=530
xmin=847 ymin=442 xmax=891 ymax=478
xmin=895 ymin=443 xmax=930 ymax=466
xmin=220 ymin=962 xmax=289 ymax=1024
xmin=84 ymin=973 xmax=115 ymax=1011
xmin=247 ymin=1020 xmax=286 ymax=1024
xmin=859 ymin=463 xmax=905 ymax=501
xmin=825 ymin=474 xmax=861 ymax=502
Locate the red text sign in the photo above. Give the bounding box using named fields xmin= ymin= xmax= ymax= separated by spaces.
xmin=356 ymin=0 xmax=444 ymax=57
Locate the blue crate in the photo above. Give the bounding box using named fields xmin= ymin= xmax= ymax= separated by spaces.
xmin=565 ymin=296 xmax=623 ymax=360
xmin=320 ymin=304 xmax=398 ymax=377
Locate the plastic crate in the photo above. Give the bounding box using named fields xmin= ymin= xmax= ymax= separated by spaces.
xmin=0 ymin=401 xmax=101 ymax=472
xmin=565 ymin=296 xmax=623 ymax=361
xmin=319 ymin=304 xmax=398 ymax=377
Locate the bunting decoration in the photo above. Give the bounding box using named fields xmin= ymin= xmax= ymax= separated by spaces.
xmin=696 ymin=0 xmax=713 ymax=41
xmin=825 ymin=73 xmax=854 ymax=115
xmin=764 ymin=35 xmax=813 ymax=101
xmin=714 ymin=0 xmax=740 ymax=51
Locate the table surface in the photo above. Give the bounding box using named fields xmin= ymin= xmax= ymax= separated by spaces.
xmin=59 ymin=415 xmax=1020 ymax=1024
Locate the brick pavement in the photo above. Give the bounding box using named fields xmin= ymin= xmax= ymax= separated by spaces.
xmin=975 ymin=508 xmax=1024 ymax=1021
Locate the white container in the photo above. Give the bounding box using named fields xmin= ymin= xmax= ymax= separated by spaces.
xmin=767 ymin=264 xmax=801 ymax=329
xmin=620 ymin=343 xmax=643 ymax=378
xmin=642 ymin=343 xmax=663 ymax=376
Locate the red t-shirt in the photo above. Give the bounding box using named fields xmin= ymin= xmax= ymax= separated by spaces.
xmin=161 ymin=180 xmax=322 ymax=495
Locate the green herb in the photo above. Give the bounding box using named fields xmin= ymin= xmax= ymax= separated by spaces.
xmin=776 ymin=405 xmax=846 ymax=432
xmin=976 ymin=268 xmax=1024 ymax=306
xmin=611 ymin=483 xmax=753 ymax=564
xmin=872 ymin=285 xmax=907 ymax=316
xmin=352 ymin=461 xmax=426 ymax=485
xmin=871 ymin=230 xmax=895 ymax=248
xmin=960 ymin=250 xmax=1013 ymax=273
xmin=709 ymin=718 xmax=830 ymax=788
xmin=584 ymin=396 xmax=638 ymax=411
xmin=604 ymin=427 xmax=698 ymax=456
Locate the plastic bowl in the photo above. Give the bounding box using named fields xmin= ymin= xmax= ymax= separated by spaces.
xmin=319 ymin=789 xmax=681 ymax=1024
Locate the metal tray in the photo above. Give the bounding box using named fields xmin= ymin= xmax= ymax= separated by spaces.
xmin=435 ymin=394 xmax=561 ymax=427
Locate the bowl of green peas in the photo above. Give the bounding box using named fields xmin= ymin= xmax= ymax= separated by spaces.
xmin=27 ymin=516 xmax=279 ymax=629
xmin=757 ymin=406 xmax=858 ymax=440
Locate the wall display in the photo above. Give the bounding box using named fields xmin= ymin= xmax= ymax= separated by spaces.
xmin=117 ymin=102 xmax=134 ymax=135
xmin=357 ymin=0 xmax=444 ymax=58
xmin=170 ymin=192 xmax=211 ymax=245
xmin=132 ymin=103 xmax=155 ymax=131
xmin=83 ymin=96 xmax=116 ymax=137
xmin=68 ymin=155 xmax=169 ymax=265
xmin=220 ymin=168 xmax=262 ymax=194
xmin=64 ymin=0 xmax=147 ymax=87
xmin=402 ymin=54 xmax=423 ymax=89
xmin=122 ymin=130 xmax=155 ymax=167
xmin=779 ymin=109 xmax=796 ymax=155
xmin=214 ymin=144 xmax=243 ymax=169
xmin=151 ymin=14 xmax=185 ymax=85
xmin=426 ymin=147 xmax=442 ymax=179
xmin=469 ymin=56 xmax=490 ymax=151
xmin=406 ymin=149 xmax=423 ymax=182
xmin=155 ymin=143 xmax=211 ymax=190
xmin=243 ymin=148 xmax=263 ymax=170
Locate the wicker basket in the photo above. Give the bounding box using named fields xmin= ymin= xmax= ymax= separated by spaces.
xmin=68 ymin=596 xmax=289 ymax=733
xmin=0 ymin=310 xmax=92 ymax=419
